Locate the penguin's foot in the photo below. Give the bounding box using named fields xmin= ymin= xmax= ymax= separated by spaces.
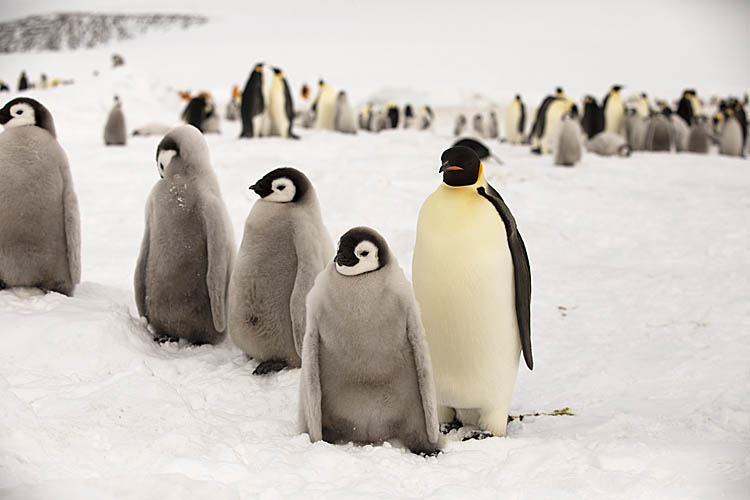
xmin=253 ymin=359 xmax=288 ymax=375
xmin=461 ymin=430 xmax=494 ymax=441
xmin=154 ymin=333 xmax=180 ymax=344
xmin=530 ymin=147 xmax=542 ymax=154
xmin=440 ymin=419 xmax=462 ymax=435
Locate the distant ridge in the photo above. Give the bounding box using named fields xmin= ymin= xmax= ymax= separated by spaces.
xmin=0 ymin=12 xmax=208 ymax=53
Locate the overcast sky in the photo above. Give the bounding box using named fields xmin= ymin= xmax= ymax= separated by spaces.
xmin=1 ymin=0 xmax=748 ymax=102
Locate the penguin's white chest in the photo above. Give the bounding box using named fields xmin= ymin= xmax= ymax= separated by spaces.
xmin=269 ymin=80 xmax=289 ymax=137
xmin=413 ymin=186 xmax=521 ymax=408
xmin=315 ymin=89 xmax=336 ymax=130
xmin=605 ymin=95 xmax=624 ymax=134
xmin=505 ymin=103 xmax=521 ymax=142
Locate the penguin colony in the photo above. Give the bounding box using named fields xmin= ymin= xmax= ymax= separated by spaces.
xmin=1 ymin=73 xmax=748 ymax=455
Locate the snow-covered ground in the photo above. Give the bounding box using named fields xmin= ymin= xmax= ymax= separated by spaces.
xmin=1 ymin=2 xmax=750 ymax=498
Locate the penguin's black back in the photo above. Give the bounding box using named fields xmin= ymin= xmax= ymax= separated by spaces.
xmin=387 ymin=107 xmax=399 ymax=128
xmin=240 ymin=69 xmax=264 ymax=137
xmin=183 ymin=96 xmax=207 ymax=132
xmin=677 ymin=96 xmax=694 ymax=125
xmin=531 ymin=95 xmax=556 ymax=139
xmin=582 ymin=99 xmax=605 ymax=139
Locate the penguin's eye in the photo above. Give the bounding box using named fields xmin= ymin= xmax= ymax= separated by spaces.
xmin=360 ymin=250 xmax=369 ymax=257
xmin=15 ymin=110 xmax=22 ymax=115
xmin=277 ymin=185 xmax=286 ymax=191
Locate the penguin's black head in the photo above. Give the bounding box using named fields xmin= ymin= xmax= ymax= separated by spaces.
xmin=318 ymin=79 xmax=325 ymax=86
xmin=612 ymin=85 xmax=623 ymax=92
xmin=334 ymin=226 xmax=390 ymax=276
xmin=555 ymin=87 xmax=564 ymax=95
xmin=662 ymin=107 xmax=673 ymax=117
xmin=641 ymin=92 xmax=647 ymax=98
xmin=249 ymin=167 xmax=310 ymax=203
xmin=0 ymin=97 xmax=56 ymax=137
xmin=254 ymin=62 xmax=264 ymax=72
xmin=272 ymin=67 xmax=282 ymax=75
xmin=568 ymin=104 xmax=579 ymax=118
xmin=515 ymin=94 xmax=521 ymax=100
xmin=155 ymin=135 xmax=179 ymax=179
xmin=440 ymin=146 xmax=482 ymax=187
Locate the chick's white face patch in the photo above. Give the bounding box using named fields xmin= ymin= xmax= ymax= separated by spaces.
xmin=5 ymin=103 xmax=36 ymax=129
xmin=157 ymin=149 xmax=177 ymax=179
xmin=265 ymin=177 xmax=296 ymax=203
xmin=336 ymin=240 xmax=380 ymax=276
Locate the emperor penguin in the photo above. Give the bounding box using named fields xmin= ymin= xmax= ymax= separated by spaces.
xmin=333 ymin=91 xmax=357 ymax=134
xmin=201 ymin=94 xmax=221 ymax=134
xmin=268 ymin=67 xmax=298 ymax=139
xmin=553 ymin=113 xmax=583 ymax=166
xmin=104 ymin=95 xmax=127 ymax=145
xmin=240 ymin=63 xmax=265 ymax=138
xmin=687 ymin=116 xmax=710 ymax=154
xmin=669 ymin=111 xmax=690 ymax=152
xmin=225 ymin=85 xmax=241 ymax=121
xmin=487 ymin=111 xmax=499 ymax=139
xmin=586 ymin=131 xmax=631 ymax=157
xmin=181 ymin=95 xmax=209 ymax=133
xmin=412 ymin=146 xmax=533 ymax=437
xmin=719 ymin=111 xmax=744 ymax=157
xmin=538 ymin=99 xmax=576 ymax=154
xmin=453 ymin=114 xmax=467 ymax=136
xmin=358 ymin=104 xmax=372 ymax=130
xmin=581 ymin=96 xmax=604 ymax=139
xmin=18 ymin=71 xmax=28 ymax=91
xmin=0 ymin=97 xmax=80 ymax=296
xmin=529 ymin=87 xmax=564 ymax=147
xmin=623 ymin=109 xmax=647 ymax=151
xmin=403 ymin=104 xmax=414 ymax=129
xmin=386 ymin=103 xmax=399 ymax=129
xmin=645 ymin=112 xmax=674 ymax=152
xmin=634 ymin=93 xmax=651 ymax=118
xmin=472 ymin=113 xmax=486 ymax=137
xmin=228 ymin=167 xmax=333 ymax=374
xmin=134 ymin=125 xmax=235 ymax=344
xmin=299 ymin=227 xmax=441 ymax=455
xmin=602 ymin=85 xmax=625 ymax=135
xmin=313 ymin=80 xmax=337 ymax=130
xmin=504 ymin=95 xmax=525 ymax=144
xmin=370 ymin=108 xmax=388 ymax=133
xmin=420 ymin=105 xmax=435 ymax=130
xmin=677 ymin=90 xmax=696 ymax=125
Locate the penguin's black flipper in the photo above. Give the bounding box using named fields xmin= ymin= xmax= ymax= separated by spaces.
xmin=476 ymin=185 xmax=533 ymax=370
xmin=253 ymin=359 xmax=288 ymax=375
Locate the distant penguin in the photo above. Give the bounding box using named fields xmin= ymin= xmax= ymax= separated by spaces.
xmin=268 ymin=67 xmax=298 ymax=139
xmin=538 ymin=99 xmax=575 ymax=154
xmin=132 ymin=123 xmax=172 ymax=137
xmin=225 ymin=85 xmax=241 ymax=121
xmin=453 ymin=114 xmax=467 ymax=136
xmin=0 ymin=97 xmax=80 ymax=296
xmin=403 ymin=104 xmax=414 ymax=129
xmin=240 ymin=63 xmax=265 ymax=138
xmin=586 ymin=131 xmax=631 ymax=157
xmin=624 ymin=110 xmax=648 ymax=151
xmin=18 ymin=71 xmax=28 ymax=91
xmin=421 ymin=106 xmax=435 ymax=130
xmin=529 ymin=87 xmax=564 ymax=146
xmin=314 ymin=80 xmax=337 ymax=130
xmin=370 ymin=108 xmax=388 ymax=133
xmin=358 ymin=104 xmax=372 ymax=130
xmin=299 ymin=227 xmax=441 ymax=455
xmin=181 ymin=95 xmax=208 ymax=133
xmin=687 ymin=116 xmax=710 ymax=154
xmin=669 ymin=112 xmax=690 ymax=152
xmin=581 ymin=96 xmax=605 ymax=139
xmin=554 ymin=114 xmax=583 ymax=166
xmin=386 ymin=104 xmax=399 ymax=129
xmin=487 ymin=111 xmax=499 ymax=139
xmin=504 ymin=95 xmax=525 ymax=144
xmin=677 ymin=90 xmax=696 ymax=125
xmin=228 ymin=167 xmax=333 ymax=374
xmin=472 ymin=113 xmax=486 ymax=137
xmin=413 ymin=146 xmax=533 ymax=437
xmin=333 ymin=91 xmax=357 ymax=134
xmin=634 ymin=93 xmax=650 ymax=118
xmin=200 ymin=94 xmax=221 ymax=134
xmin=104 ymin=95 xmax=127 ymax=146
xmin=602 ymin=85 xmax=625 ymax=135
xmin=687 ymin=89 xmax=702 ymax=119
xmin=719 ymin=112 xmax=744 ymax=157
xmin=645 ymin=113 xmax=674 ymax=152
xmin=0 ymin=81 xmax=9 ymax=92
xmin=134 ymin=125 xmax=235 ymax=344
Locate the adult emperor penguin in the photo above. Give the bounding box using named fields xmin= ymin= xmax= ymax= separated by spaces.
xmin=602 ymin=85 xmax=625 ymax=135
xmin=687 ymin=116 xmax=710 ymax=154
xmin=228 ymin=167 xmax=332 ymax=374
xmin=333 ymin=91 xmax=357 ymax=134
xmin=554 ymin=114 xmax=583 ymax=166
xmin=0 ymin=97 xmax=80 ymax=296
xmin=529 ymin=87 xmax=564 ymax=147
xmin=268 ymin=67 xmax=298 ymax=139
xmin=403 ymin=104 xmax=415 ymax=129
xmin=504 ymin=95 xmax=525 ymax=144
xmin=313 ymin=80 xmax=337 ymax=130
xmin=386 ymin=103 xmax=399 ymax=129
xmin=586 ymin=131 xmax=631 ymax=157
xmin=412 ymin=146 xmax=533 ymax=437
xmin=634 ymin=93 xmax=651 ymax=118
xmin=104 ymin=95 xmax=127 ymax=145
xmin=719 ymin=110 xmax=744 ymax=157
xmin=299 ymin=227 xmax=441 ymax=455
xmin=677 ymin=90 xmax=696 ymax=125
xmin=538 ymin=99 xmax=576 ymax=154
xmin=181 ymin=95 xmax=209 ymax=133
xmin=240 ymin=63 xmax=265 ymax=138
xmin=581 ymin=96 xmax=604 ymax=139
xmin=135 ymin=125 xmax=235 ymax=344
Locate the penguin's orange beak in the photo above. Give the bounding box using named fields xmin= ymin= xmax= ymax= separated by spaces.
xmin=439 ymin=161 xmax=463 ymax=173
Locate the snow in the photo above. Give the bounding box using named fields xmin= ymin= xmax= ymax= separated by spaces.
xmin=1 ymin=3 xmax=750 ymax=498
